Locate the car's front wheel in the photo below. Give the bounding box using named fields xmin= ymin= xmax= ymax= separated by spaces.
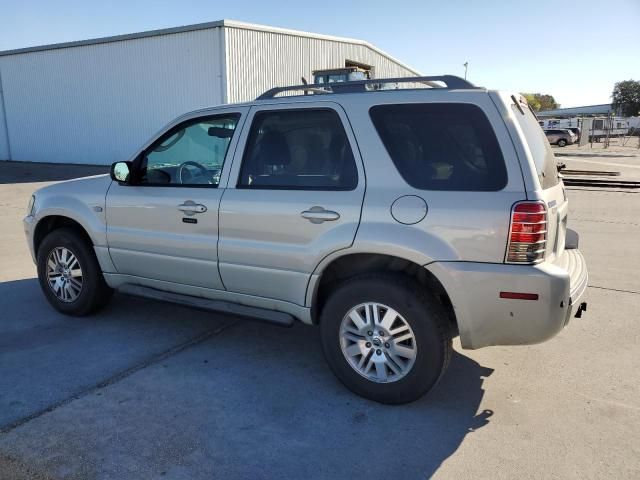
xmin=37 ymin=228 xmax=113 ymax=316
xmin=320 ymin=274 xmax=452 ymax=404
xmin=557 ymin=139 xmax=567 ymax=147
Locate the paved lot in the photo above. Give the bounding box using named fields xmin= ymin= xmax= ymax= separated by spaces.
xmin=0 ymin=160 xmax=639 ymax=479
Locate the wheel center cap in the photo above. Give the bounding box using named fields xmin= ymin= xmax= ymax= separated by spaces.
xmin=372 ymin=337 xmax=382 ymax=347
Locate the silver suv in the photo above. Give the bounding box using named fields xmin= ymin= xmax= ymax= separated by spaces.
xmin=23 ymin=76 xmax=588 ymax=404
xmin=544 ymin=128 xmax=576 ymax=147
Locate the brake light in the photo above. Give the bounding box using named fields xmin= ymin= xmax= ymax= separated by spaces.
xmin=506 ymin=201 xmax=547 ymax=264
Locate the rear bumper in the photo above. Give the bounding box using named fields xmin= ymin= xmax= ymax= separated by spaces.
xmin=555 ymin=249 xmax=588 ymax=304
xmin=426 ymin=249 xmax=588 ymax=350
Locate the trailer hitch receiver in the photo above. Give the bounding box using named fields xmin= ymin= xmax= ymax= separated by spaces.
xmin=574 ymin=302 xmax=588 ymax=319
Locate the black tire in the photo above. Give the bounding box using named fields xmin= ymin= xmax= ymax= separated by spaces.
xmin=319 ymin=274 xmax=452 ymax=404
xmin=36 ymin=227 xmax=113 ymax=316
xmin=557 ymin=139 xmax=567 ymax=147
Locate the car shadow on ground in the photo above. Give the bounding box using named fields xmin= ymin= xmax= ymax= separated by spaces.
xmin=0 ymin=161 xmax=109 ymax=184
xmin=0 ymin=277 xmax=494 ymax=479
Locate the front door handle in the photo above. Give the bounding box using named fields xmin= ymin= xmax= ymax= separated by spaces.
xmin=178 ymin=201 xmax=207 ymax=215
xmin=301 ymin=206 xmax=340 ymax=224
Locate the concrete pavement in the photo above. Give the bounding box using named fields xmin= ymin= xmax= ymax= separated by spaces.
xmin=0 ymin=160 xmax=638 ymax=479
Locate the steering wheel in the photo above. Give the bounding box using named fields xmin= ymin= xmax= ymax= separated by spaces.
xmin=178 ymin=161 xmax=210 ymax=184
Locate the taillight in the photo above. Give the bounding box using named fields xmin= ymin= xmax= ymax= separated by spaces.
xmin=506 ymin=201 xmax=547 ymax=264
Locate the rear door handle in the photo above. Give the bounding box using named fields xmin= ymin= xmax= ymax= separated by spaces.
xmin=301 ymin=206 xmax=340 ymax=224
xmin=178 ymin=202 xmax=207 ymax=215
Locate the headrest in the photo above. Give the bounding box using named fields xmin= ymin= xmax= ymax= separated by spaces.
xmin=258 ymin=131 xmax=291 ymax=166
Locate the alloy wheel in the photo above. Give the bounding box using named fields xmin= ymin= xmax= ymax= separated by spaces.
xmin=339 ymin=302 xmax=417 ymax=383
xmin=46 ymin=247 xmax=83 ymax=302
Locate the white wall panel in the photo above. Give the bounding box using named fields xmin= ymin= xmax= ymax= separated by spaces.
xmin=225 ymin=27 xmax=419 ymax=103
xmin=0 ymin=68 xmax=9 ymax=160
xmin=0 ymin=21 xmax=418 ymax=165
xmin=0 ymin=28 xmax=225 ymax=165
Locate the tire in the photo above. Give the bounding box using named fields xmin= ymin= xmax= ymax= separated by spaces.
xmin=319 ymin=274 xmax=452 ymax=404
xmin=557 ymin=139 xmax=567 ymax=147
xmin=36 ymin=228 xmax=113 ymax=316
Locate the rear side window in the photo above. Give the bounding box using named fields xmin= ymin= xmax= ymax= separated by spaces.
xmin=512 ymin=105 xmax=559 ymax=189
xmin=238 ymin=109 xmax=358 ymax=190
xmin=369 ymin=103 xmax=507 ymax=191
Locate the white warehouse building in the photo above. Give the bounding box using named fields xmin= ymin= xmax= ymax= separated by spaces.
xmin=0 ymin=20 xmax=418 ymax=165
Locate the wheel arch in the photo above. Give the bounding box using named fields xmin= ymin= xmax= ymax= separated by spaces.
xmin=309 ymin=252 xmax=458 ymax=336
xmin=33 ymin=215 xmax=94 ymax=258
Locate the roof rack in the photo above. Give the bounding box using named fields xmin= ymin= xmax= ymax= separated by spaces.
xmin=256 ymin=75 xmax=476 ymax=100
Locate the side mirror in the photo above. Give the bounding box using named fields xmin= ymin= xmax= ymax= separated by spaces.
xmin=110 ymin=161 xmax=132 ymax=184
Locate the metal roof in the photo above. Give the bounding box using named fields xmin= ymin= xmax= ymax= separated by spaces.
xmin=537 ymin=103 xmax=614 ymax=117
xmin=0 ymin=19 xmax=419 ymax=75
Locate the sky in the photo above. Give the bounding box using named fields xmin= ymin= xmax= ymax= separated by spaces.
xmin=1 ymin=0 xmax=638 ymax=107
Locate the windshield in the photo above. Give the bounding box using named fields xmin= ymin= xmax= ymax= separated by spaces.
xmin=512 ymin=103 xmax=559 ymax=189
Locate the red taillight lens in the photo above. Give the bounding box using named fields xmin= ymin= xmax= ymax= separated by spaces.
xmin=511 ymin=222 xmax=546 ymax=233
xmin=506 ymin=202 xmax=547 ymax=264
xmin=513 ymin=212 xmax=545 ymax=223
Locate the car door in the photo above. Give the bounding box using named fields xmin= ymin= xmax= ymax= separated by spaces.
xmin=106 ymin=108 xmax=247 ymax=289
xmin=218 ymin=102 xmax=365 ymax=305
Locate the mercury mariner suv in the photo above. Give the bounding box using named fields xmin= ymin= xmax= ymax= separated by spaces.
xmin=23 ymin=75 xmax=588 ymax=404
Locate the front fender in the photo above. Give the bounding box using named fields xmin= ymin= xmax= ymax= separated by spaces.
xmin=26 ymin=175 xmax=111 ymax=260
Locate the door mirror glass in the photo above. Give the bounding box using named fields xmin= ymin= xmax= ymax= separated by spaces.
xmin=111 ymin=161 xmax=131 ymax=183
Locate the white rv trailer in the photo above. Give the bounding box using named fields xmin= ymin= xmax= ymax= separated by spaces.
xmin=539 ymin=117 xmax=630 ymax=141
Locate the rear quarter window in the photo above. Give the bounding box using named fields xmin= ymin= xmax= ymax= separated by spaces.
xmin=369 ymin=103 xmax=507 ymax=191
xmin=512 ymin=104 xmax=559 ymax=189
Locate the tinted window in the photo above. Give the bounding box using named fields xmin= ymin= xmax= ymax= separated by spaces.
xmin=369 ymin=103 xmax=507 ymax=191
xmin=511 ymin=105 xmax=559 ymax=189
xmin=238 ymin=109 xmax=357 ymax=190
xmin=140 ymin=115 xmax=240 ymax=186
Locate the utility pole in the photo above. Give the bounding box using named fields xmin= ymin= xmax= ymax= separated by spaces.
xmin=463 ymin=62 xmax=468 ymax=80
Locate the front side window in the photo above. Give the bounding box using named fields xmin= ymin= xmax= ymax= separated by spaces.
xmin=139 ymin=114 xmax=240 ymax=186
xmin=370 ymin=103 xmax=507 ymax=191
xmin=238 ymin=109 xmax=358 ymax=190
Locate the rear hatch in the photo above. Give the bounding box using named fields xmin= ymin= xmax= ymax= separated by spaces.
xmin=511 ymin=101 xmax=568 ymax=262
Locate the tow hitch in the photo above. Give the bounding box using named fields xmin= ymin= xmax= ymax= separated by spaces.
xmin=575 ymin=302 xmax=588 ymax=318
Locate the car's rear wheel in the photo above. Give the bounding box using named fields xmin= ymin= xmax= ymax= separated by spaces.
xmin=320 ymin=274 xmax=452 ymax=404
xmin=557 ymin=139 xmax=567 ymax=147
xmin=37 ymin=228 xmax=113 ymax=316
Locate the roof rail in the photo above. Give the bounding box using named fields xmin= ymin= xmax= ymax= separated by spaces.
xmin=256 ymin=75 xmax=476 ymax=100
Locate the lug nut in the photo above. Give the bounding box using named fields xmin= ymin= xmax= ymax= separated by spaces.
xmin=384 ymin=342 xmax=390 ymax=348
xmin=365 ymin=342 xmax=372 ymax=348
xmin=379 ymin=331 xmax=384 ymax=336
xmin=367 ymin=331 xmax=373 ymax=336
xmin=376 ymin=349 xmax=382 ymax=355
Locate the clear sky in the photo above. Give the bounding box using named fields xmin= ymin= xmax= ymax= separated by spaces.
xmin=1 ymin=0 xmax=638 ymax=107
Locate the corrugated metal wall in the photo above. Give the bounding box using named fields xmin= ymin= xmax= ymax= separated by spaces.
xmin=0 ymin=23 xmax=418 ymax=165
xmin=0 ymin=69 xmax=9 ymax=160
xmin=0 ymin=27 xmax=226 ymax=165
xmin=225 ymin=27 xmax=418 ymax=103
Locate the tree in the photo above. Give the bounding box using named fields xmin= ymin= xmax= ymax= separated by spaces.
xmin=521 ymin=93 xmax=559 ymax=112
xmin=612 ymin=80 xmax=640 ymax=117
xmin=522 ymin=93 xmax=541 ymax=111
